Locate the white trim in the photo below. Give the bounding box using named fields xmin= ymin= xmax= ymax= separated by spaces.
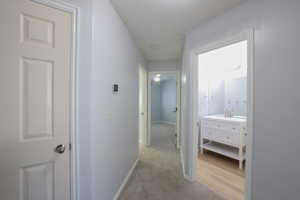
xmin=176 ymin=71 xmax=182 ymax=149
xmin=188 ymin=29 xmax=254 ymax=200
xmin=245 ymin=29 xmax=254 ymax=200
xmin=138 ymin=65 xmax=148 ymax=145
xmin=147 ymin=72 xmax=152 ymax=146
xmin=147 ymin=71 xmax=181 ymax=148
xmin=151 ymin=121 xmax=163 ymax=124
xmin=160 ymin=121 xmax=176 ymax=125
xmin=152 ymin=121 xmax=176 ymax=125
xmin=31 ymin=1 xmax=80 ymax=200
xmin=113 ymin=159 xmax=139 ymax=200
xmin=181 ymin=149 xmax=193 ymax=182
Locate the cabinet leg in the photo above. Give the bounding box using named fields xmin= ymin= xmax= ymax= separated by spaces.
xmin=200 ymin=148 xmax=204 ymax=154
xmin=239 ymin=160 xmax=243 ymax=169
xmin=238 ymin=144 xmax=243 ymax=169
xmin=200 ymin=137 xmax=203 ymax=154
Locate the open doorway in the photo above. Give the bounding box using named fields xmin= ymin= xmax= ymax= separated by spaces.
xmin=198 ymin=40 xmax=247 ymax=200
xmin=147 ymin=72 xmax=181 ymax=149
xmin=190 ymin=31 xmax=254 ymax=200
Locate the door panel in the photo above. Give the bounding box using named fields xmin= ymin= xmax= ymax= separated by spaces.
xmin=21 ymin=57 xmax=54 ymax=140
xmin=21 ymin=162 xmax=54 ymax=200
xmin=139 ymin=65 xmax=147 ymax=144
xmin=0 ymin=1 xmax=72 ymax=199
xmin=21 ymin=13 xmax=55 ymax=48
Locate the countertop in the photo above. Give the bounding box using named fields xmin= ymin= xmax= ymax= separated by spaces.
xmin=202 ymin=114 xmax=247 ymax=123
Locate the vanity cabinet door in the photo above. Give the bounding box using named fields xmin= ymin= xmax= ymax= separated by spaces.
xmin=229 ymin=123 xmax=247 ymax=132
xmin=228 ymin=132 xmax=240 ymax=147
xmin=215 ymin=130 xmax=239 ymax=147
xmin=201 ymin=119 xmax=246 ymax=147
xmin=202 ymin=127 xmax=214 ymax=139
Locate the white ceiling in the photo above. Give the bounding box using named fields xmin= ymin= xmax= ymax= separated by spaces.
xmin=111 ymin=0 xmax=242 ymax=62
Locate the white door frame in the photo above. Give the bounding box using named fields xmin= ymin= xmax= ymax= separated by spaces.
xmin=139 ymin=64 xmax=148 ymax=145
xmin=189 ymin=30 xmax=254 ymax=200
xmin=147 ymin=71 xmax=181 ymax=148
xmin=31 ymin=0 xmax=80 ymax=200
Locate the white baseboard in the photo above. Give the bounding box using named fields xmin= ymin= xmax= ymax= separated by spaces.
xmin=181 ymin=149 xmax=194 ymax=182
xmin=160 ymin=121 xmax=176 ymax=125
xmin=152 ymin=121 xmax=176 ymax=125
xmin=152 ymin=121 xmax=162 ymax=124
xmin=183 ymin=172 xmax=194 ymax=182
xmin=113 ymin=159 xmax=139 ymax=200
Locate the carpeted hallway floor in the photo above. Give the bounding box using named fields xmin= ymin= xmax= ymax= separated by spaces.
xmin=119 ymin=123 xmax=225 ymax=200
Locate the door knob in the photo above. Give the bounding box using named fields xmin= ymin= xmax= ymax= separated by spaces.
xmin=55 ymin=144 xmax=66 ymax=154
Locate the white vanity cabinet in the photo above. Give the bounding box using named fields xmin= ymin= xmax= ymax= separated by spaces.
xmin=200 ymin=115 xmax=247 ymax=169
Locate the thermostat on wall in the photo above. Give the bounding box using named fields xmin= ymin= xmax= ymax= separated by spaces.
xmin=113 ymin=84 xmax=119 ymax=93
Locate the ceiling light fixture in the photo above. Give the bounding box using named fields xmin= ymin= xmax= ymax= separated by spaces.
xmin=153 ymin=77 xmax=161 ymax=82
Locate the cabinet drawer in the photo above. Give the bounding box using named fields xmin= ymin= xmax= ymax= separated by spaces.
xmin=222 ymin=132 xmax=239 ymax=147
xmin=202 ymin=120 xmax=231 ymax=131
xmin=201 ymin=119 xmax=246 ymax=147
xmin=202 ymin=120 xmax=246 ymax=132
xmin=201 ymin=120 xmax=213 ymax=128
xmin=230 ymin=124 xmax=247 ymax=132
xmin=212 ymin=130 xmax=239 ymax=147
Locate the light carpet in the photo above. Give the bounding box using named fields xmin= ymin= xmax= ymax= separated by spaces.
xmin=119 ymin=123 xmax=225 ymax=200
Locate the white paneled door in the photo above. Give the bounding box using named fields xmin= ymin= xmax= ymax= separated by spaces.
xmin=0 ymin=0 xmax=72 ymax=200
xmin=139 ymin=65 xmax=147 ymax=145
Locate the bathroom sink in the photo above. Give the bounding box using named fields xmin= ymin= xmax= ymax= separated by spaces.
xmin=203 ymin=114 xmax=247 ymax=122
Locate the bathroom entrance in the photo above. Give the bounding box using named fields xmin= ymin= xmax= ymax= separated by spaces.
xmin=190 ymin=32 xmax=254 ymax=200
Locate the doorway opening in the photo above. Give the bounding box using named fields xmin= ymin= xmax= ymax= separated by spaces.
xmin=147 ymin=71 xmax=181 ymax=149
xmin=190 ymin=31 xmax=254 ymax=200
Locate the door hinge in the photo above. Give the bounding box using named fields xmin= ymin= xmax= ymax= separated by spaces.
xmin=69 ymin=143 xmax=72 ymax=150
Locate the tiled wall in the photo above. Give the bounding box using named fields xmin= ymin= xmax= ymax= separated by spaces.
xmin=225 ymin=77 xmax=247 ymax=116
xmin=199 ymin=77 xmax=247 ymax=118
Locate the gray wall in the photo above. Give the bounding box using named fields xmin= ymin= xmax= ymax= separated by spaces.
xmin=181 ymin=0 xmax=300 ymax=199
xmin=151 ymin=82 xmax=161 ymax=122
xmin=151 ymin=79 xmax=177 ymax=123
xmin=161 ymin=80 xmax=177 ymax=123
xmin=91 ymin=0 xmax=146 ymax=200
